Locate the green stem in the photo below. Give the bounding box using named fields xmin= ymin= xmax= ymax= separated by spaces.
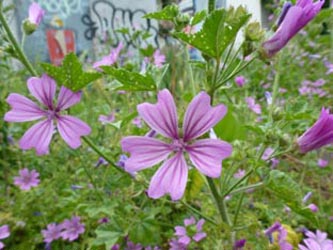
xmin=208 ymin=0 xmax=216 ymax=13
xmin=0 ymin=11 xmax=38 ymax=76
xmin=82 ymin=136 xmax=123 ymax=174
xmin=21 ymin=33 xmax=26 ymax=49
xmin=180 ymin=201 xmax=218 ymax=226
xmin=223 ymin=169 xmax=253 ymax=197
xmin=82 ymin=163 xmax=103 ymax=201
xmin=206 ymin=177 xmax=231 ymax=225
xmin=185 ymin=44 xmax=196 ymax=96
xmin=269 ymin=55 xmax=282 ymax=121
xmin=229 ymin=182 xmax=264 ymax=196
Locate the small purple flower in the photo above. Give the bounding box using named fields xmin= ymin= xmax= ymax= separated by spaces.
xmin=174 ymin=217 xmax=207 ymax=246
xmin=98 ymin=217 xmax=110 ymax=224
xmin=117 ymin=154 xmax=128 ymax=168
xmin=318 ymin=158 xmax=328 ymax=167
xmin=307 ymin=203 xmax=318 ymax=213
xmin=262 ymin=147 xmax=280 ymax=168
xmin=121 ymin=89 xmax=232 ymax=200
xmin=234 ymin=239 xmax=246 ymax=250
xmin=93 ymin=42 xmax=123 ymax=70
xmin=246 ymin=97 xmax=261 ymax=115
xmin=0 ymin=225 xmax=10 ymax=249
xmin=302 ymin=192 xmax=312 ymax=203
xmin=262 ymin=0 xmax=324 ymax=57
xmin=125 ymin=241 xmax=142 ymax=250
xmin=41 ymin=223 xmax=62 ymax=243
xmin=169 ymin=238 xmax=187 ymax=250
xmin=235 ymin=76 xmax=246 ymax=87
xmin=132 ymin=117 xmax=142 ymax=128
xmin=14 ymin=168 xmax=40 ymax=191
xmin=233 ymin=169 xmax=245 ymax=179
xmin=111 ymin=244 xmax=120 ymax=250
xmin=28 ymin=2 xmax=45 ymax=25
xmin=95 ymin=157 xmax=108 ymax=168
xmin=98 ymin=112 xmax=115 ymax=124
xmin=4 ymin=75 xmax=91 ymax=155
xmin=61 ymin=216 xmax=85 ymax=242
xmin=297 ymin=108 xmax=333 ymax=153
xmin=265 ymin=91 xmax=273 ymax=105
xmin=153 ymin=49 xmax=166 ymax=68
xmin=325 ymin=62 xmax=333 ymax=75
xmin=265 ymin=222 xmax=293 ymax=250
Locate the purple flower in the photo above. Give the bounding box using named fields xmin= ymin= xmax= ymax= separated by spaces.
xmin=233 ymin=169 xmax=245 ymax=179
xmin=297 ymin=108 xmax=333 ymax=153
xmin=0 ymin=225 xmax=10 ymax=249
xmin=262 ymin=147 xmax=280 ymax=168
xmin=235 ymin=76 xmax=246 ymax=87
xmin=265 ymin=222 xmax=293 ymax=250
xmin=132 ymin=117 xmax=142 ymax=128
xmin=95 ymin=157 xmax=108 ymax=168
xmin=318 ymin=158 xmax=328 ymax=167
xmin=302 ymin=192 xmax=313 ymax=203
xmin=93 ymin=42 xmax=123 ymax=70
xmin=14 ymin=168 xmax=40 ymax=190
xmin=169 ymin=238 xmax=187 ymax=250
xmin=61 ymin=216 xmax=85 ymax=242
xmin=98 ymin=217 xmax=110 ymax=224
xmin=121 ymin=89 xmax=232 ymax=200
xmin=111 ymin=244 xmax=120 ymax=250
xmin=262 ymin=0 xmax=324 ymax=57
xmin=98 ymin=112 xmax=115 ymax=124
xmin=174 ymin=217 xmax=207 ymax=246
xmin=246 ymin=97 xmax=261 ymax=115
xmin=153 ymin=49 xmax=166 ymax=68
xmin=117 ymin=154 xmax=128 ymax=168
xmin=125 ymin=241 xmax=142 ymax=250
xmin=234 ymin=239 xmax=246 ymax=250
xmin=325 ymin=62 xmax=333 ymax=75
xmin=307 ymin=203 xmax=318 ymax=213
xmin=4 ymin=75 xmax=91 ymax=155
xmin=299 ymin=230 xmax=333 ymax=250
xmin=28 ymin=2 xmax=45 ymax=25
xmin=41 ymin=223 xmax=62 ymax=243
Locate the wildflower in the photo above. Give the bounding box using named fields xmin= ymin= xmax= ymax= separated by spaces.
xmin=95 ymin=157 xmax=108 ymax=168
xmin=325 ymin=62 xmax=333 ymax=75
xmin=235 ymin=76 xmax=246 ymax=87
xmin=4 ymin=74 xmax=91 ymax=155
xmin=174 ymin=217 xmax=207 ymax=246
xmin=169 ymin=238 xmax=187 ymax=250
xmin=262 ymin=148 xmax=280 ymax=168
xmin=111 ymin=245 xmax=120 ymax=250
xmin=297 ymin=108 xmax=333 ymax=153
xmin=132 ymin=117 xmax=142 ymax=128
xmin=302 ymin=192 xmax=313 ymax=203
xmin=299 ymin=230 xmax=333 ymax=250
xmin=116 ymin=154 xmax=128 ymax=168
xmin=153 ymin=49 xmax=166 ymax=68
xmin=61 ymin=216 xmax=85 ymax=242
xmin=307 ymin=203 xmax=318 ymax=213
xmin=318 ymin=158 xmax=328 ymax=167
xmin=125 ymin=241 xmax=142 ymax=250
xmin=28 ymin=2 xmax=45 ymax=25
xmin=262 ymin=0 xmax=324 ymax=57
xmin=93 ymin=42 xmax=123 ymax=70
xmin=246 ymin=97 xmax=261 ymax=115
xmin=0 ymin=225 xmax=10 ymax=249
xmin=121 ymin=90 xmax=232 ymax=200
xmin=98 ymin=112 xmax=115 ymax=124
xmin=265 ymin=91 xmax=272 ymax=105
xmin=41 ymin=223 xmax=62 ymax=243
xmin=98 ymin=217 xmax=110 ymax=224
xmin=234 ymin=239 xmax=246 ymax=250
xmin=14 ymin=168 xmax=40 ymax=191
xmin=265 ymin=222 xmax=293 ymax=250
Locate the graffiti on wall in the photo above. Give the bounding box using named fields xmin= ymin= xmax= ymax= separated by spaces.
xmin=85 ymin=0 xmax=160 ymax=48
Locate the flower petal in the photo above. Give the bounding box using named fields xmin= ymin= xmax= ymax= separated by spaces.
xmin=148 ymin=152 xmax=188 ymax=200
xmin=175 ymin=226 xmax=187 ymax=236
xmin=0 ymin=225 xmax=10 ymax=239
xmin=137 ymin=89 xmax=178 ymax=139
xmin=27 ymin=74 xmax=56 ymax=109
xmin=121 ymin=136 xmax=171 ymax=172
xmin=57 ymin=115 xmax=91 ymax=149
xmin=4 ymin=93 xmax=45 ymax=122
xmin=19 ymin=119 xmax=54 ymax=155
xmin=193 ymin=232 xmax=207 ymax=242
xmin=187 ymin=139 xmax=232 ymax=178
xmin=183 ymin=92 xmax=227 ymax=141
xmin=56 ymin=87 xmax=82 ymax=110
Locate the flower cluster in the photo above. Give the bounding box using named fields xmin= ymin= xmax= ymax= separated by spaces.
xmin=299 ymin=79 xmax=327 ymax=98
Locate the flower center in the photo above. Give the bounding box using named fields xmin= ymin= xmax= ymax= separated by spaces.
xmin=46 ymin=110 xmax=58 ymax=120
xmin=171 ymin=139 xmax=187 ymax=152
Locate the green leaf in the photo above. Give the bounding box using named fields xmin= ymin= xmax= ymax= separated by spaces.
xmin=139 ymin=44 xmax=155 ymax=57
xmin=185 ymin=170 xmax=204 ymax=200
xmin=129 ymin=219 xmax=161 ymax=244
xmin=214 ymin=106 xmax=246 ymax=142
xmin=288 ymin=202 xmax=319 ymax=227
xmin=190 ymin=10 xmax=207 ymax=26
xmin=101 ymin=67 xmax=156 ymax=91
xmin=265 ymin=170 xmax=302 ymax=204
xmin=92 ymin=230 xmax=122 ymax=249
xmin=41 ymin=53 xmax=102 ymax=91
xmin=175 ymin=6 xmax=251 ymax=58
xmin=143 ymin=4 xmax=179 ymax=21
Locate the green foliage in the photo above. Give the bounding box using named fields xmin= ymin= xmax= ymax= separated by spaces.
xmin=175 ymin=7 xmax=251 ymax=58
xmin=185 ymin=170 xmax=204 ymax=200
xmin=102 ymin=66 xmax=156 ymax=91
xmin=190 ymin=10 xmax=207 ymax=26
xmin=41 ymin=53 xmax=102 ymax=91
xmin=143 ymin=4 xmax=179 ymax=21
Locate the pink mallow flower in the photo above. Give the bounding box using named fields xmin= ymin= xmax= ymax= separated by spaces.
xmin=235 ymin=76 xmax=246 ymax=87
xmin=4 ymin=74 xmax=91 ymax=155
xmin=265 ymin=222 xmax=293 ymax=250
xmin=318 ymin=158 xmax=328 ymax=168
xmin=61 ymin=216 xmax=85 ymax=242
xmin=28 ymin=2 xmax=45 ymax=25
xmin=121 ymin=89 xmax=232 ymax=200
xmin=299 ymin=230 xmax=333 ymax=250
xmin=246 ymin=97 xmax=261 ymax=115
xmin=175 ymin=217 xmax=207 ymax=246
xmin=41 ymin=223 xmax=62 ymax=243
xmin=262 ymin=0 xmax=324 ymax=58
xmin=153 ymin=49 xmax=166 ymax=68
xmin=93 ymin=42 xmax=123 ymax=70
xmin=297 ymin=108 xmax=333 ymax=153
xmin=14 ymin=168 xmax=40 ymax=191
xmin=0 ymin=225 xmax=10 ymax=249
